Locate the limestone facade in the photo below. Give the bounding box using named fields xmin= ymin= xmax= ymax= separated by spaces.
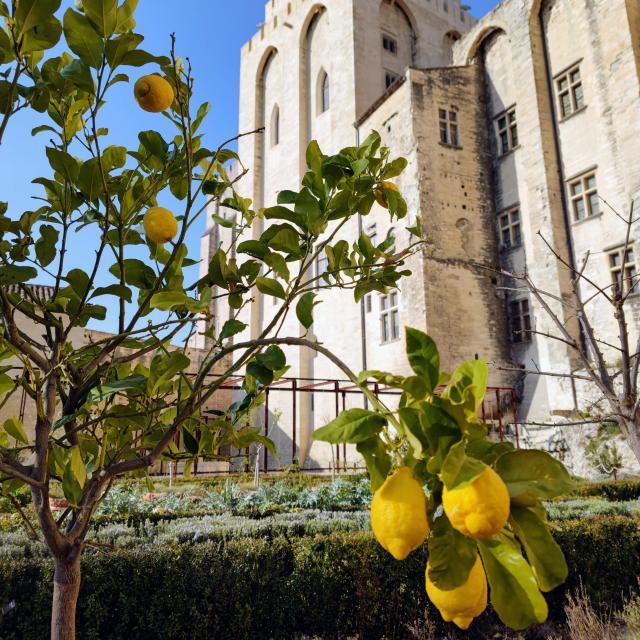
xmin=197 ymin=0 xmax=640 ymax=474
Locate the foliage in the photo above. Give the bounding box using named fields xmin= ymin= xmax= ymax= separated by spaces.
xmin=543 ymin=498 xmax=640 ymax=521
xmin=569 ymin=478 xmax=640 ymax=501
xmin=0 ymin=517 xmax=637 ymax=640
xmin=314 ymin=327 xmax=574 ymax=630
xmin=584 ymin=424 xmax=625 ymax=480
xmin=0 ymin=0 xmax=416 ymax=634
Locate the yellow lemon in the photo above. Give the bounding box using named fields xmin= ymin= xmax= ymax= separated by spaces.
xmin=371 ymin=466 xmax=429 ymax=560
xmin=134 ymin=75 xmax=174 ymax=113
xmin=143 ymin=207 xmax=178 ymax=243
xmin=374 ymin=181 xmax=400 ymax=208
xmin=426 ymin=554 xmax=487 ymax=630
xmin=442 ymin=466 xmax=510 ymax=539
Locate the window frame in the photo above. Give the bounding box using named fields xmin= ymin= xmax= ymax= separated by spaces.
xmin=318 ymin=70 xmax=330 ymax=115
xmin=608 ymin=245 xmax=639 ymax=297
xmin=568 ymin=171 xmax=601 ymax=222
xmin=382 ymin=33 xmax=398 ymax=55
xmin=555 ymin=62 xmax=585 ymax=119
xmin=380 ymin=290 xmax=400 ymax=344
xmin=384 ymin=69 xmax=401 ymax=90
xmin=438 ymin=107 xmax=460 ymax=148
xmin=494 ymin=106 xmax=518 ymax=156
xmin=497 ymin=205 xmax=522 ymax=250
xmin=509 ymin=298 xmax=532 ymax=344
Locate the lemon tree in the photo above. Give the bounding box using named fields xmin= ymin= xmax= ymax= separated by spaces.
xmin=314 ymin=327 xmax=574 ymax=631
xmin=0 ymin=1 xmax=417 ymax=638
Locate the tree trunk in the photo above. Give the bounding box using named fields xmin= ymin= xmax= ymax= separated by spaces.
xmin=622 ymin=416 xmax=640 ymax=466
xmin=51 ymin=553 xmax=81 ymax=640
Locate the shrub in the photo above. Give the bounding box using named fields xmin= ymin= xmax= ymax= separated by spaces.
xmin=544 ymin=498 xmax=640 ymax=521
xmin=570 ymin=479 xmax=640 ymax=501
xmin=0 ymin=517 xmax=637 ymax=640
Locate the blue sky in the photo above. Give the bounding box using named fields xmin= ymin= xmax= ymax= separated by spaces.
xmin=1 ymin=0 xmax=499 ymax=334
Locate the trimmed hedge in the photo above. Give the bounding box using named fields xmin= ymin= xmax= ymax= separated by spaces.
xmin=0 ymin=517 xmax=638 ymax=639
xmin=570 ymin=479 xmax=640 ymax=501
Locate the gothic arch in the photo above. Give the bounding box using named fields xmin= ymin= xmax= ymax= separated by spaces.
xmin=379 ymin=0 xmax=417 ymax=65
xmin=380 ymin=0 xmax=417 ymax=38
xmin=442 ymin=30 xmax=462 ymax=65
xmin=462 ymin=25 xmax=508 ymax=64
xmin=298 ymin=4 xmax=328 ymax=172
xmin=270 ymin=103 xmax=280 ymax=147
xmin=316 ymin=68 xmax=329 ymax=114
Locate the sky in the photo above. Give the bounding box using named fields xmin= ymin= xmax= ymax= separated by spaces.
xmin=0 ymin=0 xmax=499 ymax=335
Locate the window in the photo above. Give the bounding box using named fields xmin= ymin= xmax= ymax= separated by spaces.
xmin=443 ymin=0 xmax=449 ymax=11
xmin=270 ymin=104 xmax=279 ymax=147
xmin=380 ymin=291 xmax=400 ymax=343
xmin=509 ymin=299 xmax=531 ymax=343
xmin=608 ymin=246 xmax=639 ymax=296
xmin=385 ymin=70 xmax=401 ymax=90
xmin=365 ymin=294 xmax=372 ymax=313
xmin=569 ymin=172 xmax=600 ymax=221
xmin=439 ymin=108 xmax=459 ymax=147
xmin=555 ymin=63 xmax=585 ymax=119
xmin=319 ymin=71 xmax=330 ymax=113
xmin=382 ymin=33 xmax=397 ymax=54
xmin=498 ymin=207 xmax=522 ymax=249
xmin=495 ymin=107 xmax=518 ymax=155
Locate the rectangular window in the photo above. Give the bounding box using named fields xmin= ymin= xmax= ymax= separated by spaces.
xmin=380 ymin=291 xmax=400 ymax=343
xmin=509 ymin=299 xmax=532 ymax=343
xmin=569 ymin=172 xmax=600 ymax=221
xmin=439 ymin=108 xmax=459 ymax=147
xmin=495 ymin=107 xmax=518 ymax=155
xmin=385 ymin=70 xmax=401 ymax=89
xmin=365 ymin=294 xmax=372 ymax=313
xmin=382 ymin=34 xmax=398 ymax=54
xmin=608 ymin=246 xmax=639 ymax=296
xmin=498 ymin=206 xmax=522 ymax=249
xmin=555 ymin=63 xmax=585 ymax=118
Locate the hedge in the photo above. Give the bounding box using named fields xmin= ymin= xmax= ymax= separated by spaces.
xmin=0 ymin=516 xmax=638 ymax=639
xmin=570 ymin=479 xmax=640 ymax=501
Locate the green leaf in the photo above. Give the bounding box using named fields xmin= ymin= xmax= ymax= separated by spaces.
xmin=21 ymin=16 xmax=62 ymax=53
xmin=86 ymin=375 xmax=146 ymax=403
xmin=62 ymin=462 xmax=83 ymax=506
xmin=427 ymin=514 xmax=478 ymax=590
xmin=398 ymin=407 xmax=430 ymax=460
xmin=148 ymin=351 xmax=190 ymax=394
xmin=149 ymin=291 xmax=191 ymax=311
xmin=120 ymin=48 xmax=169 ymax=67
xmin=256 ymin=277 xmax=286 ymax=300
xmin=15 ymin=0 xmax=61 ymax=38
xmin=35 ymin=224 xmax=59 ymax=267
xmin=442 ymin=359 xmax=489 ymax=413
xmin=110 ymin=259 xmax=155 ymax=289
xmin=296 ymin=292 xmax=318 ymax=330
xmin=115 ymin=0 xmax=137 ymax=33
xmin=91 ymin=284 xmax=132 ymax=303
xmin=313 ymin=409 xmax=386 ymax=444
xmin=0 ymin=373 xmax=15 ymax=395
xmin=3 ymin=417 xmax=28 ymax=444
xmin=0 ymin=265 xmax=37 ymax=285
xmin=478 ymin=532 xmax=549 ymax=630
xmin=381 ymin=157 xmax=408 ymax=179
xmin=45 ymin=147 xmax=79 ymax=182
xmin=77 ymin=158 xmax=105 ymax=201
xmin=63 ymin=8 xmax=104 ymax=69
xmin=83 ymin=0 xmax=118 ymax=37
xmin=219 ymin=319 xmax=247 ymax=341
xmin=60 ymin=58 xmax=95 ymax=93
xmin=495 ymin=450 xmax=574 ymax=506
xmin=510 ymin=506 xmax=568 ymax=592
xmin=182 ymin=428 xmax=199 ymax=455
xmin=405 ymin=328 xmax=439 ymax=393
xmin=440 ymin=440 xmax=486 ymax=490
xmin=69 ymin=445 xmax=87 ymax=489
xmin=356 ymin=437 xmax=391 ymax=491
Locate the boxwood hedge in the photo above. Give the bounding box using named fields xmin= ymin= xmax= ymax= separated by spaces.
xmin=0 ymin=516 xmax=638 ymax=639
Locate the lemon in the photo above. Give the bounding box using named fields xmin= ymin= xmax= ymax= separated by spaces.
xmin=426 ymin=554 xmax=487 ymax=630
xmin=143 ymin=207 xmax=178 ymax=243
xmin=134 ymin=75 xmax=174 ymax=113
xmin=374 ymin=181 xmax=400 ymax=208
xmin=442 ymin=466 xmax=510 ymax=539
xmin=371 ymin=466 xmax=429 ymax=560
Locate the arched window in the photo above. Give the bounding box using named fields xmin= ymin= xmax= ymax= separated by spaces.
xmin=318 ymin=70 xmax=330 ymax=114
xmin=271 ymin=104 xmax=280 ymax=147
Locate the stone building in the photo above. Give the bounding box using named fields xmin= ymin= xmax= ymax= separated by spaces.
xmin=197 ymin=0 xmax=640 ymax=473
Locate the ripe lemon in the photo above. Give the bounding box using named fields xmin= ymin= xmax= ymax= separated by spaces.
xmin=374 ymin=181 xmax=400 ymax=208
xmin=442 ymin=466 xmax=510 ymax=539
xmin=134 ymin=75 xmax=174 ymax=113
xmin=426 ymin=554 xmax=487 ymax=630
xmin=143 ymin=207 xmax=178 ymax=243
xmin=371 ymin=466 xmax=429 ymax=560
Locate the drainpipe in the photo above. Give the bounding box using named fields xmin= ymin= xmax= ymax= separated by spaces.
xmin=354 ymin=121 xmax=368 ymax=407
